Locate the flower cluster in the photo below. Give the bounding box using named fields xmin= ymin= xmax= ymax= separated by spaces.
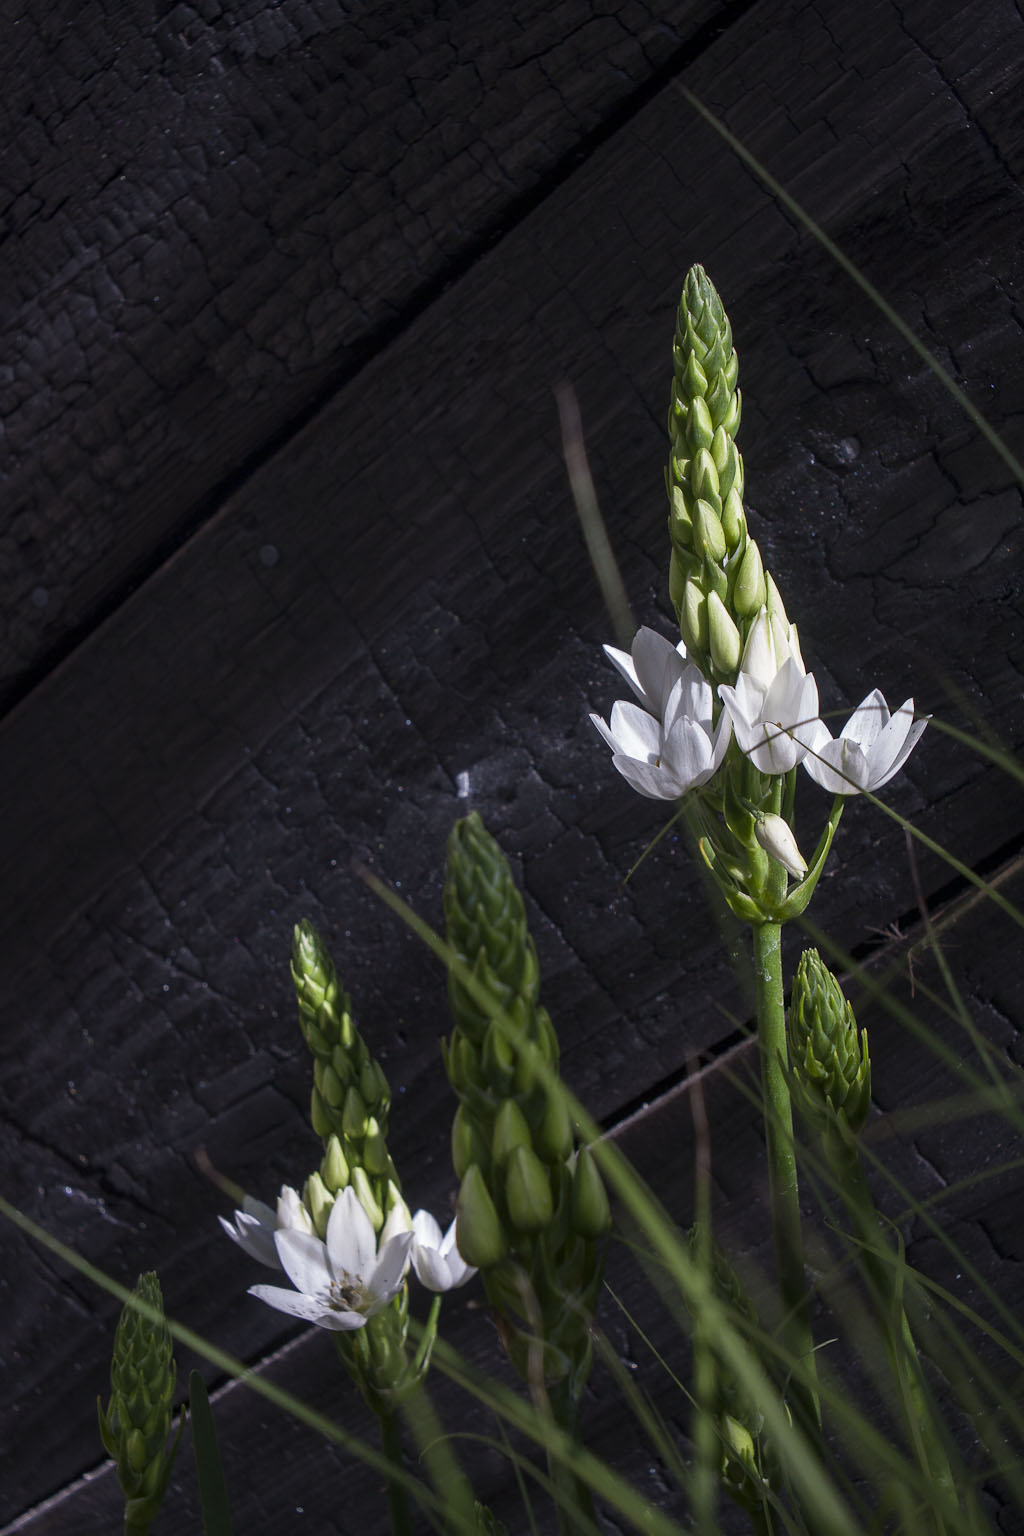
xmin=221 ymin=1184 xmax=475 ymax=1333
xmin=592 ymin=619 xmax=926 ymax=803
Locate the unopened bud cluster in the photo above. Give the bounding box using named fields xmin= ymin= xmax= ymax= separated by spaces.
xmin=668 ymin=265 xmax=770 ymax=683
xmin=789 ymin=948 xmax=871 ymax=1147
xmin=444 ymin=813 xmax=609 ymax=1395
xmin=292 ymin=921 xmax=421 ymax=1409
xmin=292 ymin=919 xmax=401 ymax=1233
xmin=97 ymin=1272 xmax=183 ymax=1535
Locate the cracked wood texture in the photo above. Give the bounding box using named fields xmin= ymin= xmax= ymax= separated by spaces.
xmin=1 ymin=0 xmax=1022 ymax=1530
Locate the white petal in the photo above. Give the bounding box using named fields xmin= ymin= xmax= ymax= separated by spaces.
xmin=590 ymin=712 xmax=618 ymax=752
xmin=630 ymin=627 xmax=687 ymax=711
xmin=872 ymin=703 xmax=927 ymax=786
xmin=738 ymin=610 xmax=775 ymax=687
xmin=606 ymin=699 xmax=662 ymax=759
xmin=248 ymin=1284 xmax=368 ymax=1331
xmin=242 ymin=1196 xmax=278 ymax=1226
xmin=370 ymin=1230 xmax=415 ymax=1300
xmin=840 ymin=688 xmax=891 ymax=751
xmin=277 ymin=1186 xmax=315 ymax=1236
xmin=412 ymin=1246 xmax=456 ymax=1291
xmin=219 ymin=1212 xmax=282 ymax=1268
xmin=326 ymin=1187 xmax=377 ymax=1278
xmin=661 ymin=716 xmax=714 ymax=791
xmin=411 ymin=1209 xmax=443 ymax=1249
xmin=611 ymin=753 xmax=681 ymax=800
xmin=275 ymin=1229 xmax=333 ymax=1298
xmin=602 ymin=643 xmax=642 ymax=699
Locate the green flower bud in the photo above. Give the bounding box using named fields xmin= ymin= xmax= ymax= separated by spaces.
xmin=456 ymin=1164 xmax=508 ymax=1269
xmin=305 ymin=1171 xmax=334 ymax=1238
xmin=534 ymin=1087 xmax=573 ymax=1164
xmin=351 ymin=1165 xmax=383 ymax=1231
xmin=680 ymin=577 xmax=708 ymax=656
xmin=321 ymin=1134 xmax=350 ymax=1194
xmin=707 ymin=590 xmax=741 ymax=677
xmin=482 ymin=1016 xmax=517 ymax=1094
xmin=362 ymin=1118 xmax=391 ymax=1178
xmin=721 ymin=488 xmax=745 ymax=552
xmin=310 ymin=1084 xmax=332 ymax=1140
xmin=342 ymin=1084 xmax=368 ymax=1142
xmin=505 ymin=1144 xmax=554 ymax=1233
xmin=97 ymin=1272 xmax=183 ymax=1532
xmin=452 ymin=1103 xmax=490 ymax=1179
xmin=318 ymin=1061 xmax=345 ymax=1109
xmin=789 ymin=949 xmax=871 ymax=1138
xmin=571 ymin=1145 xmax=611 ymax=1238
xmin=731 ymin=540 xmax=766 ymax=618
xmin=492 ymin=1098 xmax=532 ymax=1165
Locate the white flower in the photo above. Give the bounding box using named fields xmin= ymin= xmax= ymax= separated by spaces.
xmin=803 ymin=690 xmax=928 ymax=795
xmin=591 ymin=628 xmax=732 ymax=800
xmin=410 ymin=1210 xmax=477 ymax=1292
xmin=248 ymin=1186 xmax=413 ymax=1331
xmin=601 ymin=626 xmax=689 ymax=714
xmin=754 ymin=814 xmax=808 ymax=879
xmin=718 ymin=608 xmax=820 ymax=775
xmin=219 ymin=1185 xmax=315 ymax=1269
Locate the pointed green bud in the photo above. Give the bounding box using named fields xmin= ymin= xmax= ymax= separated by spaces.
xmin=351 ymin=1165 xmax=383 ymax=1231
xmin=732 ymin=539 xmax=766 ymax=618
xmin=305 ymin=1171 xmax=334 ymax=1238
xmin=456 ymin=1164 xmax=508 ymax=1269
xmin=318 ymin=1061 xmax=345 ymax=1109
xmin=361 ymin=1057 xmax=388 ymax=1110
xmin=505 ymin=1144 xmax=554 ymax=1233
xmin=452 ymin=1103 xmax=490 ymax=1179
xmin=362 ymin=1118 xmax=391 ymax=1178
xmin=571 ymin=1145 xmax=611 ymax=1238
xmin=482 ymin=1017 xmax=517 ymax=1094
xmin=492 ymin=1098 xmax=532 ymax=1165
xmin=310 ymin=1084 xmax=333 ymax=1140
xmin=342 ymin=1085 xmax=369 ymax=1142
xmin=789 ymin=948 xmax=872 ymax=1137
xmin=765 ymin=571 xmax=789 ymax=625
xmin=692 ymin=498 xmax=726 ymax=564
xmin=321 ymin=1134 xmax=350 ymax=1194
xmin=680 ymin=578 xmax=708 ymax=658
xmin=721 ymin=488 xmax=745 ymax=552
xmin=707 ymin=591 xmax=741 ymax=677
xmin=688 ymin=395 xmax=715 ymax=453
xmin=534 ymin=1087 xmax=573 ymax=1164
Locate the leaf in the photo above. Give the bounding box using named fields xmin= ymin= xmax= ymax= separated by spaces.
xmin=189 ymin=1370 xmax=235 ymax=1536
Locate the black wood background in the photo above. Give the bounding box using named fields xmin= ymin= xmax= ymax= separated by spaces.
xmin=1 ymin=0 xmax=1022 ymax=1530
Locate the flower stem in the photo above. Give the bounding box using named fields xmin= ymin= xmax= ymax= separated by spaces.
xmin=379 ymin=1408 xmax=413 ymax=1536
xmin=752 ymin=920 xmax=819 ymax=1430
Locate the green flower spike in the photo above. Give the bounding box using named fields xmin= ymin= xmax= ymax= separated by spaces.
xmin=291 ymin=919 xmax=398 ymax=1220
xmin=667 ymin=264 xmax=767 ymax=683
xmin=98 ymin=1272 xmax=185 ymax=1536
xmin=789 ymin=947 xmax=872 ymax=1154
xmin=444 ymin=813 xmax=609 ymax=1408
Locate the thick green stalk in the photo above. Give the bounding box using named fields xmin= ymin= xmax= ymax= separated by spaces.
xmin=380 ymin=1409 xmax=413 ymax=1536
xmin=752 ymin=921 xmax=819 ymax=1429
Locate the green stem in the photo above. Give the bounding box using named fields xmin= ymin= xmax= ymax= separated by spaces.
xmin=380 ymin=1408 xmax=413 ymax=1536
xmin=836 ymin=1150 xmax=957 ymax=1531
xmin=752 ymin=920 xmax=819 ymax=1429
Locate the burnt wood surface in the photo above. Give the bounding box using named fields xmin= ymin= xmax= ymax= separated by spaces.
xmin=1 ymin=0 xmax=1023 ymax=1529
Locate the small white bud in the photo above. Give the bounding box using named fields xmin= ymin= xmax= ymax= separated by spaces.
xmin=755 ymin=814 xmax=808 ymax=879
